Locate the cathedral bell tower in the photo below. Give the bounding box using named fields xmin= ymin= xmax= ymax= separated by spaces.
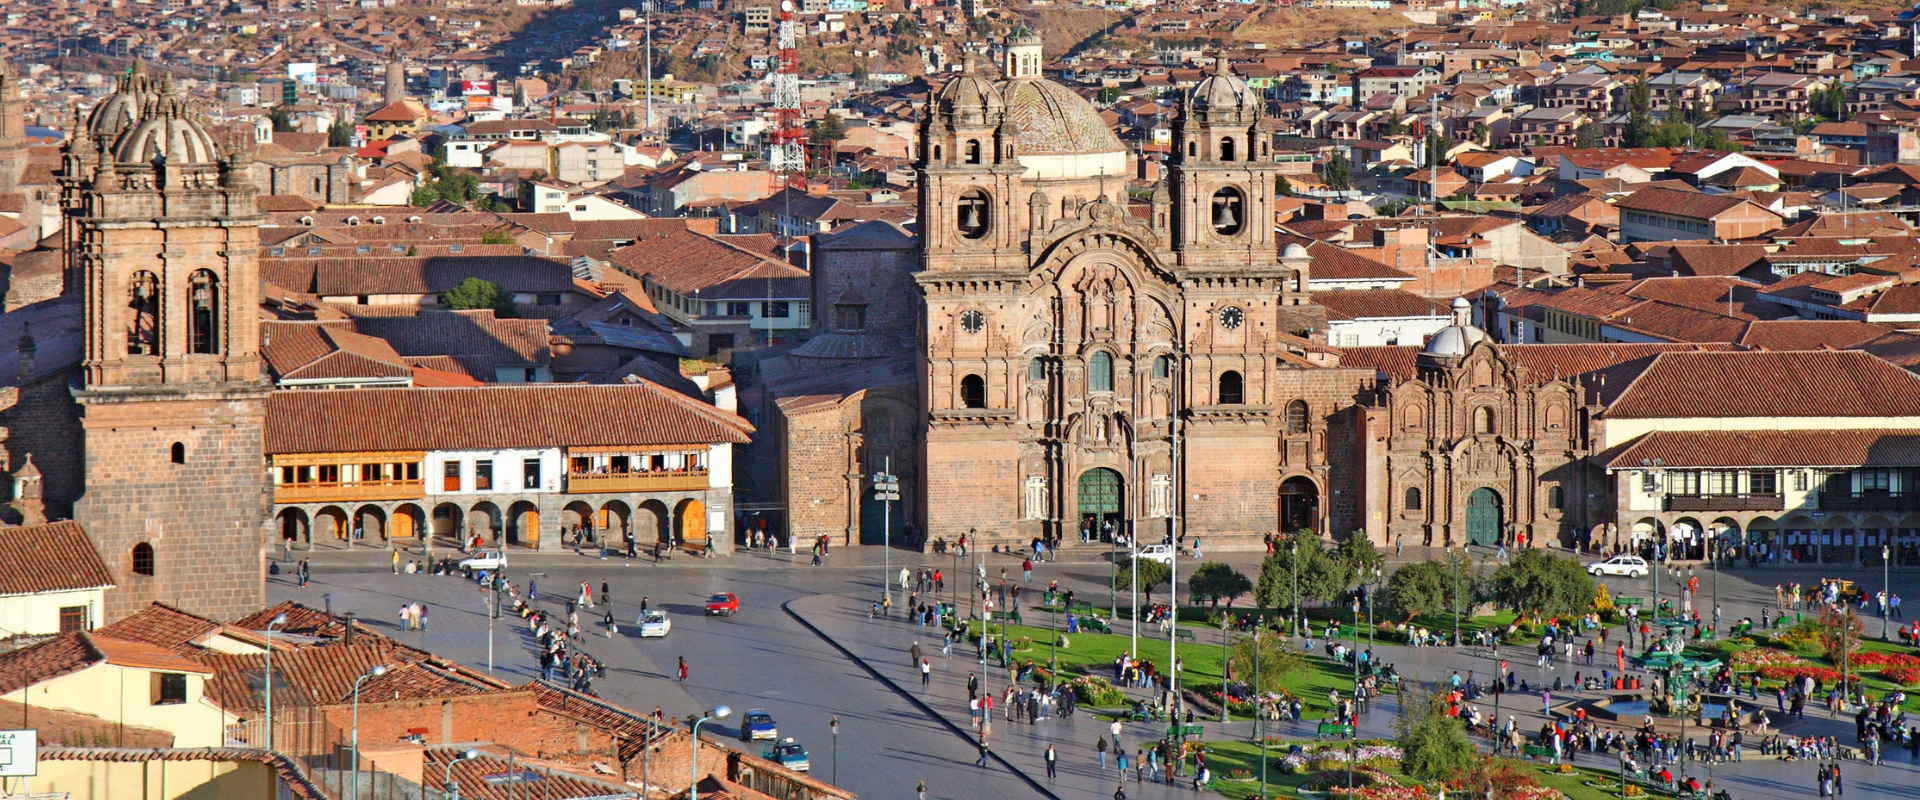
xmin=917 ymin=50 xmax=1022 ymax=270
xmin=1170 ymin=57 xmax=1279 ymax=271
xmin=63 ymin=70 xmax=269 ymax=622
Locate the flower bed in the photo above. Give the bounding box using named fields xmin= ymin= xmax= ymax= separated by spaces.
xmin=1853 ymin=652 xmax=1920 ymax=669
xmin=1732 ymin=648 xmax=1808 ymax=669
xmin=1068 ymin=675 xmax=1126 ymax=706
xmin=1281 ymin=745 xmax=1405 ymax=775
xmin=1881 ymin=666 xmax=1920 ymax=685
xmin=1760 ymin=665 xmax=1844 ymax=683
xmin=1324 ymin=786 xmax=1433 ymax=800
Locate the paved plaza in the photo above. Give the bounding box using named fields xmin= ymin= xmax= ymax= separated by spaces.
xmin=272 ymin=544 xmax=1920 ymax=800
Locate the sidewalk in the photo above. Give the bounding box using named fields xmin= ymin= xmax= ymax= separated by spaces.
xmin=786 ymin=593 xmax=1404 ymax=800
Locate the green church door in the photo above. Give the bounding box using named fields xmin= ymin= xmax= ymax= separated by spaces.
xmin=1466 ymin=488 xmax=1502 ymax=547
xmin=1077 ymin=468 xmax=1124 ymax=542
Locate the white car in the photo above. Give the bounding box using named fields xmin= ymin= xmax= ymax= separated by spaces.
xmin=457 ymin=550 xmax=507 ymax=571
xmin=1134 ymin=544 xmax=1176 ymax=565
xmin=1586 ymin=555 xmax=1649 ymax=578
xmin=638 ymin=610 xmax=671 ymax=638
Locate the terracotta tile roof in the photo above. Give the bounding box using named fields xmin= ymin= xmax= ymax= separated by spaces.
xmin=422 ymin=745 xmax=639 ymax=800
xmin=1737 ymin=320 xmax=1895 ymax=350
xmin=341 ymin=310 xmax=551 ymax=367
xmin=605 ymin=229 xmax=809 ymax=299
xmin=1667 ymin=244 xmax=1768 ymax=277
xmin=95 ymin=604 xmax=221 ymax=653
xmin=0 ymin=521 xmax=113 ymax=596
xmin=1859 ymin=285 xmax=1920 ymax=316
xmin=1338 ymin=343 xmax=1730 ymax=386
xmin=37 ymin=748 xmax=332 ymax=800
xmin=1315 ymin=290 xmax=1450 ymax=321
xmin=0 ymin=633 xmax=98 ymax=695
xmin=1273 ymin=234 xmax=1414 ymax=282
xmin=1599 ymin=429 xmax=1920 ymax=469
xmin=1613 ymin=186 xmax=1755 ymax=220
xmin=1607 ymin=350 xmax=1920 ymax=418
xmin=531 ymin=683 xmax=675 ymax=760
xmin=231 ymin=601 xmax=358 ymax=639
xmin=259 ymin=255 xmax=578 ymax=297
xmin=87 ymin=636 xmax=214 ymax=674
xmin=263 ymin=383 xmax=752 ymax=455
xmin=262 ymin=322 xmax=413 ymax=382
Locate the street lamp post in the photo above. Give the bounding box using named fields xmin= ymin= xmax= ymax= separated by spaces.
xmin=350 ymin=665 xmax=389 ymax=800
xmin=1255 ymin=624 xmax=1267 ymax=800
xmin=1219 ymin=615 xmax=1231 ymax=723
xmin=1051 ymin=599 xmax=1060 ymax=676
xmin=967 ymin=527 xmax=976 ymax=623
xmin=1884 ymin=545 xmax=1893 ymax=642
xmin=1290 ymin=540 xmax=1299 ymax=638
xmin=444 ymin=748 xmax=480 ymax=800
xmin=829 ymin=716 xmax=839 ymax=786
xmin=264 ymin=613 xmax=286 ymax=752
xmin=1348 ymin=596 xmax=1359 ymax=797
xmin=689 ymin=706 xmax=733 ymax=800
xmin=1448 ymin=546 xmax=1461 ymax=648
xmin=874 ymin=463 xmax=900 ymax=602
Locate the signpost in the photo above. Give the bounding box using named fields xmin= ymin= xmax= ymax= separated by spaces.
xmin=0 ymin=729 xmax=38 ymax=778
xmin=873 ymin=462 xmax=900 ymax=602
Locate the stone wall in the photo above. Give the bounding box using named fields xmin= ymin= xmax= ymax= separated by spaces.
xmin=0 ymin=367 xmax=85 ymax=520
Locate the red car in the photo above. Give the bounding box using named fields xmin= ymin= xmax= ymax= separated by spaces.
xmin=705 ymin=592 xmax=740 ymax=616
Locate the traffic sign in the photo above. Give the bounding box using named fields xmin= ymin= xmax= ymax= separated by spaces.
xmin=0 ymin=729 xmax=37 ymax=777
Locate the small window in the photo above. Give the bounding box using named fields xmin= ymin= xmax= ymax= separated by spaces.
xmin=475 ymin=460 xmax=493 ymax=491
xmin=1089 ymin=351 xmax=1114 ymax=393
xmin=965 ymin=139 xmax=981 ymax=164
xmin=152 ymin=672 xmax=188 ymax=706
xmin=1477 ymin=406 xmax=1496 ymax=434
xmin=766 ymin=301 xmax=791 ymax=318
xmin=355 ymin=245 xmax=372 ymax=254
xmin=443 ymin=462 xmax=462 ymax=492
xmin=1029 ymin=358 xmax=1045 ymax=381
xmin=523 ymin=458 xmax=541 ymax=490
xmin=448 ymin=244 xmax=465 ymax=254
xmin=1286 ymin=400 xmax=1309 ymax=434
xmin=1405 ymin=487 xmax=1422 ymax=511
xmin=58 ymin=605 xmax=88 ymax=633
xmin=1547 ymin=485 xmax=1564 ymax=511
xmin=131 ymin=542 xmax=154 ymax=576
xmin=170 ymin=442 xmax=185 ymax=464
xmin=957 ymin=189 xmax=989 ymax=239
xmin=1221 ymin=136 xmax=1236 ymax=162
xmin=960 ymin=374 xmax=986 ymax=409
xmin=1153 ymin=355 xmax=1170 ymax=379
xmin=1218 ymin=370 xmax=1243 ymax=405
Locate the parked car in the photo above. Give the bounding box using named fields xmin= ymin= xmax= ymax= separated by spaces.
xmin=1134 ymin=544 xmax=1176 ymax=565
xmin=1586 ymin=555 xmax=1649 ymax=578
xmin=762 ymin=738 xmax=809 ymax=771
xmin=457 ymin=550 xmax=507 ymax=571
xmin=740 ymin=709 xmax=777 ymax=741
xmin=706 ymin=592 xmax=740 ymax=616
xmin=637 ymin=611 xmax=671 ymax=638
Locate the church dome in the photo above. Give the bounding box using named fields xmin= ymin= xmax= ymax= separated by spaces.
xmin=88 ymin=62 xmax=158 ymax=142
xmin=996 ymin=78 xmax=1123 ymax=157
xmin=1282 ymin=243 xmax=1310 ymax=259
xmin=1421 ymin=297 xmax=1490 ymax=358
xmin=1188 ymin=59 xmax=1260 ymax=121
xmin=113 ymin=84 xmax=220 ymax=164
xmin=934 ymin=53 xmax=1003 ymax=125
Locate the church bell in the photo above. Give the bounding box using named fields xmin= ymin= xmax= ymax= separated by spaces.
xmin=1212 ymin=198 xmax=1238 ymax=230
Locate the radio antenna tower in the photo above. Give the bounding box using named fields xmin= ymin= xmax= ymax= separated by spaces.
xmin=770 ymin=0 xmax=807 ymax=191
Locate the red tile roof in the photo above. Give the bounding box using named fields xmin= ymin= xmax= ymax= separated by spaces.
xmin=95 ymin=604 xmax=221 ymax=653
xmin=37 ymin=748 xmax=333 ymax=800
xmin=1600 ymin=429 xmax=1920 ymax=469
xmin=0 ymin=521 xmax=112 ymax=596
xmin=1315 ymin=290 xmax=1450 ymax=321
xmin=1612 ymin=186 xmax=1757 ymax=220
xmin=1607 ymin=351 xmax=1920 ymax=419
xmin=262 ymin=383 xmax=752 ymax=455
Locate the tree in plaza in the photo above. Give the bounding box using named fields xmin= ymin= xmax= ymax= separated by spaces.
xmin=1384 ymin=560 xmax=1459 ymax=621
xmin=1818 ymin=606 xmax=1864 ymax=662
xmin=1395 ymin=681 xmax=1480 ymax=783
xmin=1469 ymin=122 xmax=1490 ymax=147
xmin=1331 ymin=534 xmax=1384 ymax=593
xmin=1489 ymin=548 xmax=1596 ymax=622
xmin=1227 ymin=632 xmax=1307 ymax=695
xmin=1254 ymin=531 xmax=1331 ymax=612
xmin=1323 ymin=153 xmax=1352 ymax=192
xmin=443 ymin=277 xmax=519 ymax=319
xmin=1190 ymin=562 xmax=1253 ymax=608
xmin=1113 ymin=558 xmax=1173 ymax=606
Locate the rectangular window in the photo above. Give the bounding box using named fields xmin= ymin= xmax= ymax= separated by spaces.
xmin=1669 ymin=470 xmax=1701 ymax=495
xmin=405 ymin=462 xmax=420 ymax=481
xmin=523 ymin=458 xmax=541 ymax=490
xmin=1750 ymin=470 xmax=1778 ymax=495
xmin=443 ymin=462 xmax=461 ymax=492
xmin=475 ymin=460 xmax=493 ymax=491
xmin=152 ymin=672 xmax=188 ymax=705
xmin=1860 ymin=469 xmax=1892 ymax=492
xmin=766 ymin=301 xmax=791 ymax=318
xmin=58 ymin=605 xmax=87 ymax=633
xmin=317 ymin=464 xmax=339 ymax=484
xmin=727 ymin=301 xmax=751 ymax=316
xmin=537 ymin=294 xmax=562 ymax=306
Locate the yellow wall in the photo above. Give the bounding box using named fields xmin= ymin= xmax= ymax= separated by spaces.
xmin=0 ymin=664 xmax=229 ymax=748
xmin=25 ymin=757 xmax=277 ymax=800
xmin=0 ymin=588 xmax=105 ymax=636
xmin=1602 ymin=415 xmax=1920 ymax=450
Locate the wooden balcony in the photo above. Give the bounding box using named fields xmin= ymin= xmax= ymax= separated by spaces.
xmin=1665 ymin=494 xmax=1784 ymax=512
xmin=274 ymin=479 xmax=426 ymax=504
xmin=566 ymin=471 xmax=708 ymax=494
xmin=1819 ymin=491 xmax=1920 ymax=511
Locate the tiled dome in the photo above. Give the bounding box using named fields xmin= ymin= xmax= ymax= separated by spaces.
xmin=996 ymin=78 xmax=1123 ymax=156
xmin=88 ymin=62 xmax=158 ymax=142
xmin=1188 ymin=59 xmax=1260 ymax=122
xmin=934 ymin=53 xmax=1003 ymax=125
xmin=113 ymin=84 xmax=220 ymax=164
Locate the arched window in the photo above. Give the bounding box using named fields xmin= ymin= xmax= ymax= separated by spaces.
xmin=1211 ymin=187 xmax=1245 ymax=236
xmin=1547 ymin=485 xmax=1565 ymax=510
xmin=1286 ymin=400 xmax=1309 ymax=434
xmin=188 ymin=270 xmax=219 ymax=355
xmin=170 ymin=442 xmax=185 ymax=464
xmin=965 ymin=140 xmax=982 ymax=164
xmin=1153 ymin=355 xmax=1170 ymax=379
xmin=1403 ymin=405 xmax=1424 ymax=429
xmin=1477 ymin=406 xmax=1497 ymax=434
xmin=960 ymin=374 xmax=986 ymax=409
xmin=1187 ymin=141 xmax=1197 ymax=158
xmin=312 ymin=177 xmax=322 ymax=194
xmin=1221 ymin=137 xmax=1236 ymax=162
xmin=1088 ymin=351 xmax=1113 ymax=392
xmin=1218 ymin=370 xmax=1243 ymax=405
xmin=131 ymin=542 xmax=154 ymax=576
xmin=127 ymin=272 xmax=160 ymax=356
xmin=1405 ymin=487 xmax=1422 ymax=511
xmin=933 ymin=144 xmax=943 ymax=161
xmin=1546 ymin=404 xmax=1567 ymax=430
xmin=957 ymin=189 xmax=989 ymax=239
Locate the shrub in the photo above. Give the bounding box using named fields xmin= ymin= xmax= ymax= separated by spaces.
xmin=1852 ymin=652 xmax=1920 ymax=669
xmin=1759 ymin=665 xmax=1843 ymax=683
xmin=1881 ymin=666 xmax=1920 ymax=685
xmin=1068 ymin=675 xmax=1126 ymax=706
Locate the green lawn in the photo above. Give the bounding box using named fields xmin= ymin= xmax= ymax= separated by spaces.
xmin=1199 ymin=742 xmax=1677 ymax=800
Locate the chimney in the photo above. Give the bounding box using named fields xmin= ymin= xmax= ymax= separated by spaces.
xmin=342 ymin=612 xmax=357 ymax=644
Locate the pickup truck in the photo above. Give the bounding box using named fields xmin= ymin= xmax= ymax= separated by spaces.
xmin=458 ymin=550 xmax=508 ymax=571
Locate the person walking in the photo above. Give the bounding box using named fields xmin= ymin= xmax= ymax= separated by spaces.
xmin=975 ymin=735 xmax=990 ymax=768
xmin=910 ymin=641 xmax=923 ymax=669
xmin=601 ymin=581 xmax=611 ymax=606
xmin=1045 ymin=744 xmax=1057 ymax=779
xmin=391 ymin=549 xmax=400 ymax=575
xmin=1098 ymin=734 xmax=1109 ymax=770
xmin=419 ymin=603 xmax=427 ymax=631
xmin=529 ymin=578 xmax=537 ymax=602
xmin=677 ymin=656 xmax=689 ymax=682
xmin=917 ymin=781 xmax=927 ymax=800
xmin=921 ymin=659 xmax=932 ymax=686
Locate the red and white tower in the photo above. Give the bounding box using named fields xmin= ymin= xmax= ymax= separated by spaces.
xmin=769 ymin=0 xmax=806 ymax=189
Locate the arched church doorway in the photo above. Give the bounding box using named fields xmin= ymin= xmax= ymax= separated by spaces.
xmin=1077 ymin=468 xmax=1123 ymax=542
xmin=1467 ymin=488 xmax=1503 ymax=547
xmin=1280 ymin=477 xmax=1319 ymax=533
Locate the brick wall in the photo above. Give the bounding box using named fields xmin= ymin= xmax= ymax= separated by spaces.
xmin=0 ymin=366 xmax=85 ymax=520
xmin=811 ymin=245 xmax=917 ymax=340
xmin=783 ymin=404 xmax=855 ymax=546
xmin=75 ymin=390 xmax=269 ymax=622
xmin=924 ymin=432 xmax=1017 ymax=544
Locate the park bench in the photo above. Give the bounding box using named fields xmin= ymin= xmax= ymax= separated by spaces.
xmin=1315 ymin=722 xmax=1354 ymax=740
xmin=1085 ymin=617 xmax=1112 ymax=634
xmin=1520 ymin=744 xmax=1552 ymax=761
xmin=1188 ymin=592 xmax=1212 ymax=606
xmin=1169 ymin=723 xmax=1204 ymax=739
xmin=1617 ymin=597 xmax=1645 ymax=609
xmin=1069 ymin=600 xmax=1095 ymax=615
xmin=1174 ymin=629 xmax=1197 ymax=643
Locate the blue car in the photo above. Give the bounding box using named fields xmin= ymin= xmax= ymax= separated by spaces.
xmin=762 ymin=738 xmax=810 ymax=772
xmin=740 ymin=709 xmax=778 ymax=741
